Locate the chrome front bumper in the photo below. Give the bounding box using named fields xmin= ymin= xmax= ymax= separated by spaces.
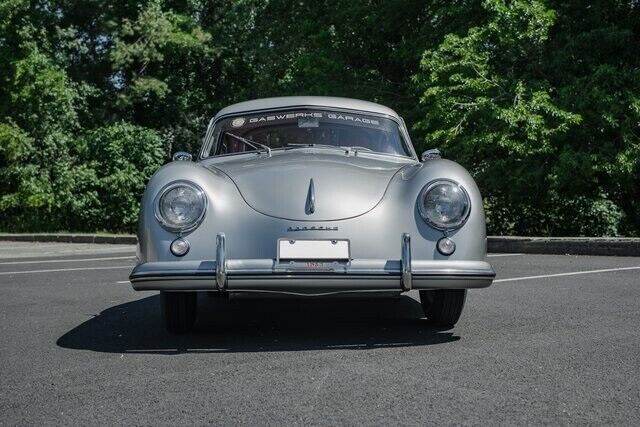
xmin=130 ymin=233 xmax=495 ymax=295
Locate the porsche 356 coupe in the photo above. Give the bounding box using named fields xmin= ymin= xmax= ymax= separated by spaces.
xmin=130 ymin=97 xmax=495 ymax=332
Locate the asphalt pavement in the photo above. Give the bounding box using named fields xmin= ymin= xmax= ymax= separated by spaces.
xmin=0 ymin=242 xmax=639 ymax=425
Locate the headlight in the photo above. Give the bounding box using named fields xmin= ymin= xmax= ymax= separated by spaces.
xmin=418 ymin=179 xmax=471 ymax=230
xmin=155 ymin=181 xmax=207 ymax=232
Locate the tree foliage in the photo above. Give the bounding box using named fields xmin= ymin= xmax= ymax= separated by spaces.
xmin=0 ymin=0 xmax=638 ymax=235
xmin=414 ymin=0 xmax=639 ymax=235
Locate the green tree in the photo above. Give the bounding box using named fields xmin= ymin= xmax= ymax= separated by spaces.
xmin=0 ymin=47 xmax=84 ymax=230
xmin=0 ymin=0 xmax=638 ymax=235
xmin=79 ymin=122 xmax=164 ymax=231
xmin=414 ymin=0 xmax=638 ymax=236
xmin=109 ymin=0 xmax=225 ymax=154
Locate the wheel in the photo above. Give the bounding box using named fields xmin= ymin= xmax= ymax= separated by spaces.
xmin=160 ymin=291 xmax=197 ymax=333
xmin=419 ymin=289 xmax=467 ymax=327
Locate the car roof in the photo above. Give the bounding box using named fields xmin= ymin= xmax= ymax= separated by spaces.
xmin=214 ymin=96 xmax=401 ymax=119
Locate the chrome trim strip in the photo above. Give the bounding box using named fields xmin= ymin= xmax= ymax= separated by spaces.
xmin=130 ymin=275 xmax=493 ymax=292
xmin=130 ymin=259 xmax=496 ymax=278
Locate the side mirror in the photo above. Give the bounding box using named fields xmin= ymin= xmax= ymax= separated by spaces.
xmin=172 ymin=151 xmax=193 ymax=162
xmin=421 ymin=148 xmax=441 ymax=161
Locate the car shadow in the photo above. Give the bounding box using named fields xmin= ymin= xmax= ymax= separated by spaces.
xmin=57 ymin=294 xmax=460 ymax=354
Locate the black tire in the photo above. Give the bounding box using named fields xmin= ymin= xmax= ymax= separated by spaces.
xmin=419 ymin=289 xmax=467 ymax=327
xmin=161 ymin=291 xmax=197 ymax=333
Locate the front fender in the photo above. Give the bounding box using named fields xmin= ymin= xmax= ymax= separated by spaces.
xmin=379 ymin=158 xmax=487 ymax=260
xmin=137 ymin=161 xmax=244 ymax=263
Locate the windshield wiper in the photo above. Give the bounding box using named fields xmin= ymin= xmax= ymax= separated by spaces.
xmin=284 ymin=143 xmax=349 ymax=153
xmin=344 ymin=146 xmax=374 ymax=153
xmin=285 ymin=143 xmax=380 ymax=155
xmin=225 ymin=132 xmax=271 ymax=157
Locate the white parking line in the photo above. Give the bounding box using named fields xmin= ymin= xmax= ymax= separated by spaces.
xmin=0 ymin=256 xmax=135 ymax=265
xmin=0 ymin=265 xmax=132 ymax=276
xmin=494 ymin=265 xmax=640 ymax=283
xmin=0 ymin=244 xmax=66 ymax=250
xmin=0 ymin=249 xmax=137 ymax=260
xmin=117 ymin=280 xmax=130 ymax=284
xmin=487 ymin=253 xmax=524 ymax=257
xmin=6 ymin=263 xmax=638 ymax=283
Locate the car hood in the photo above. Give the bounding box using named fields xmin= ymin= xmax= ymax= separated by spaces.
xmin=206 ymin=150 xmax=413 ymax=221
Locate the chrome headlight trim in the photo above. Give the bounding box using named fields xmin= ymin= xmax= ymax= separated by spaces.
xmin=417 ymin=179 xmax=471 ymax=231
xmin=154 ymin=180 xmax=207 ymax=233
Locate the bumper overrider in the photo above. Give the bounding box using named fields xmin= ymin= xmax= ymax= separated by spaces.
xmin=130 ymin=233 xmax=495 ymax=295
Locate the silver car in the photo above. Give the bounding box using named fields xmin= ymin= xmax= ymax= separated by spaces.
xmin=130 ymin=97 xmax=495 ymax=333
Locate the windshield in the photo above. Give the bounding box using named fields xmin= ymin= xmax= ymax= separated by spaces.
xmin=206 ymin=109 xmax=412 ymax=157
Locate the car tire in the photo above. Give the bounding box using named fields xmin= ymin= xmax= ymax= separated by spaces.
xmin=161 ymin=291 xmax=197 ymax=333
xmin=419 ymin=289 xmax=467 ymax=327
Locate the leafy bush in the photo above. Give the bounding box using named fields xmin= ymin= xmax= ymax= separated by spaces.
xmin=79 ymin=123 xmax=165 ymax=232
xmin=0 ymin=121 xmax=164 ymax=233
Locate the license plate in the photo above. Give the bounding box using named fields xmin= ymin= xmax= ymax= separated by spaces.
xmin=278 ymin=239 xmax=350 ymax=260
